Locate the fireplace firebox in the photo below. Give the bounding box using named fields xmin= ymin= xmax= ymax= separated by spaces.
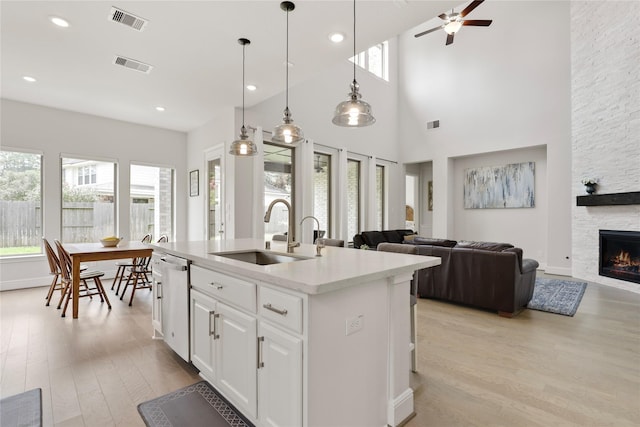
xmin=599 ymin=230 xmax=640 ymax=284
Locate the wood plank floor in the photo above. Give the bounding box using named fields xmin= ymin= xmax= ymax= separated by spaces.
xmin=1 ymin=275 xmax=639 ymax=426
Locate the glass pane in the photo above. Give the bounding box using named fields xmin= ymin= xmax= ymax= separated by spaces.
xmin=264 ymin=143 xmax=294 ymax=241
xmin=368 ymin=44 xmax=383 ymax=78
xmin=376 ymin=165 xmax=384 ymax=230
xmin=130 ymin=164 xmax=174 ymax=242
xmin=347 ymin=159 xmax=360 ymax=243
xmin=208 ymin=158 xmax=221 ymax=240
xmin=0 ymin=150 xmax=42 ymax=256
xmin=313 ymin=153 xmax=330 ymax=239
xmin=61 ymin=157 xmax=116 ymax=243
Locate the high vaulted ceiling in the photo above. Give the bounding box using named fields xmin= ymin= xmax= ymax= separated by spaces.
xmin=1 ymin=1 xmax=459 ymax=132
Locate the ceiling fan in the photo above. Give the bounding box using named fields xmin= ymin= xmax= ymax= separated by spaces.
xmin=414 ymin=0 xmax=492 ymax=46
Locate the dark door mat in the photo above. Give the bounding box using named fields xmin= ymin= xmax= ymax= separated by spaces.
xmin=137 ymin=381 xmax=254 ymax=427
xmin=0 ymin=388 xmax=42 ymax=427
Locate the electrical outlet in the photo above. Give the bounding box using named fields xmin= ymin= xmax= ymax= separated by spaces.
xmin=345 ymin=315 xmax=364 ymax=336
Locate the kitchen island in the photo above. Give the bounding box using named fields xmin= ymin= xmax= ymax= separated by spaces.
xmin=148 ymin=238 xmax=440 ymax=427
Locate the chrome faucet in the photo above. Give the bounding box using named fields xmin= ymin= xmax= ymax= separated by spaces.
xmin=300 ymin=215 xmax=324 ymax=256
xmin=264 ymin=199 xmax=299 ymax=253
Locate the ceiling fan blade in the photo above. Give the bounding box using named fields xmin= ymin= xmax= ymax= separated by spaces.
xmin=462 ymin=19 xmax=493 ymax=27
xmin=414 ymin=26 xmax=442 ymax=38
xmin=446 ymin=33 xmax=454 ymax=46
xmin=460 ymin=0 xmax=484 ymax=18
xmin=438 ymin=13 xmax=448 ymax=20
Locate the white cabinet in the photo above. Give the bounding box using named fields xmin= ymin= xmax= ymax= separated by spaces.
xmin=190 ymin=289 xmax=217 ymax=380
xmin=258 ymin=322 xmax=302 ymax=427
xmin=190 ymin=265 xmax=302 ymax=427
xmin=151 ymin=254 xmax=163 ymax=337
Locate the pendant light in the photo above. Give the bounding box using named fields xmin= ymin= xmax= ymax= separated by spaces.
xmin=272 ymin=1 xmax=304 ymax=145
xmin=230 ymin=38 xmax=258 ymax=156
xmin=332 ymin=0 xmax=375 ymax=127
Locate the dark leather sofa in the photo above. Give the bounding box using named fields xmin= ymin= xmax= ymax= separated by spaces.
xmin=406 ymin=237 xmax=539 ymax=317
xmin=352 ymin=229 xmax=415 ymax=249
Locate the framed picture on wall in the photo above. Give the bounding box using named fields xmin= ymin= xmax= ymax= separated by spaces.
xmin=189 ymin=169 xmax=199 ymax=197
xmin=428 ymin=181 xmax=433 ymax=211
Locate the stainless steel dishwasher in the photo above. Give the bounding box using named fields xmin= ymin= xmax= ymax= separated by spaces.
xmin=156 ymin=253 xmax=190 ymax=362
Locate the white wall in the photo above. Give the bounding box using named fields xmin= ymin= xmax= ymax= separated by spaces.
xmin=453 ymin=146 xmax=548 ymax=266
xmin=571 ymin=1 xmax=640 ymax=293
xmin=397 ymin=1 xmax=571 ymax=272
xmin=0 ymin=99 xmax=187 ymax=290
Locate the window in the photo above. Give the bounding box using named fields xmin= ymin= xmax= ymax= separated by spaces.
xmin=61 ymin=157 xmax=116 ymax=243
xmin=208 ymin=158 xmax=222 ymax=240
xmin=313 ymin=152 xmax=331 ymax=238
xmin=375 ymin=165 xmax=385 ymax=230
xmin=0 ymin=149 xmax=42 ymax=256
xmin=130 ymin=164 xmax=174 ymax=242
xmin=350 ymin=41 xmax=389 ymax=81
xmin=346 ymin=159 xmax=361 ymax=244
xmin=264 ymin=142 xmax=295 ymax=241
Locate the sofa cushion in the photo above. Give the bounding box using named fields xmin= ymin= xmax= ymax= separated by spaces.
xmin=361 ymin=231 xmax=387 ymax=248
xmin=455 ymin=241 xmax=514 ymax=252
xmin=403 ymin=234 xmax=418 ymax=243
xmin=412 ymin=237 xmax=457 ymax=247
xmin=382 ymin=230 xmax=404 ymax=244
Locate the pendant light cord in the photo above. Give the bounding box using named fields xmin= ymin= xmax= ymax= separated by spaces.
xmin=352 ymin=0 xmax=356 ymax=83
xmin=286 ymin=7 xmax=290 ymax=109
xmin=242 ymin=42 xmax=246 ymax=127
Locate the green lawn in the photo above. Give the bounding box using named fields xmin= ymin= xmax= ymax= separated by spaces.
xmin=0 ymin=246 xmax=41 ymax=256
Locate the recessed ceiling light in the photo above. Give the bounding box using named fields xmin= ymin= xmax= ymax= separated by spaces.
xmin=246 ymin=84 xmax=257 ymax=91
xmin=23 ymin=76 xmax=36 ymax=83
xmin=155 ymin=106 xmax=166 ymax=112
xmin=329 ymin=32 xmax=345 ymax=43
xmin=50 ymin=16 xmax=70 ymax=28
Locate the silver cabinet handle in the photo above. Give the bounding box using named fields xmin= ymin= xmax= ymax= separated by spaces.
xmin=210 ymin=282 xmax=224 ymax=290
xmin=257 ymin=336 xmax=264 ymax=369
xmin=156 ymin=282 xmax=162 ymax=299
xmin=209 ymin=311 xmax=220 ymax=339
xmin=263 ymin=303 xmax=288 ymax=316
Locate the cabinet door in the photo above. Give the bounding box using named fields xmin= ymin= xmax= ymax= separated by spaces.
xmin=190 ymin=290 xmax=217 ymax=381
xmin=216 ymin=302 xmax=258 ymax=419
xmin=151 ymin=257 xmax=163 ymax=336
xmin=258 ymin=322 xmax=302 ymax=427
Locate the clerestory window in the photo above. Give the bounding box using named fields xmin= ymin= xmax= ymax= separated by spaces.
xmin=350 ymin=41 xmax=389 ymax=81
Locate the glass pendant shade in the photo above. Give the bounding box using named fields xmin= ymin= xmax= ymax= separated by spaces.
xmin=272 ymin=107 xmax=304 ymax=144
xmin=332 ymin=80 xmax=375 ymax=127
xmin=332 ymin=0 xmax=375 ymax=128
xmin=230 ymin=38 xmax=257 ymax=156
xmin=444 ymin=20 xmax=462 ymax=35
xmin=229 ymin=126 xmax=258 ymax=156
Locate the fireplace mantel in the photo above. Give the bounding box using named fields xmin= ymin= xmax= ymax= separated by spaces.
xmin=576 ymin=191 xmax=640 ymax=207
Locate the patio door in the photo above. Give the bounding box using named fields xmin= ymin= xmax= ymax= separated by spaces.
xmin=206 ymin=146 xmax=225 ymax=240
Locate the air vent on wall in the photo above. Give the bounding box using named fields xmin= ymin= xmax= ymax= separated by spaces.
xmin=427 ymin=120 xmax=440 ymax=129
xmin=113 ymin=55 xmax=153 ymax=74
xmin=109 ymin=7 xmax=148 ymax=31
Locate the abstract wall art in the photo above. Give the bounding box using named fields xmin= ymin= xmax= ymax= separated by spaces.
xmin=464 ymin=162 xmax=535 ymax=209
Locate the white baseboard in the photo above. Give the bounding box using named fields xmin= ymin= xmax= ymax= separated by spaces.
xmin=388 ymin=387 xmax=414 ymax=427
xmin=544 ymin=266 xmax=572 ymax=276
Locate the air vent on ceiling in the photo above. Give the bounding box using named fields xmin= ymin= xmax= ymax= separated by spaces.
xmin=113 ymin=56 xmax=153 ymax=74
xmin=109 ymin=7 xmax=148 ymax=31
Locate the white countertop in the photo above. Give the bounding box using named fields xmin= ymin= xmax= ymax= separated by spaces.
xmin=148 ymin=239 xmax=441 ymax=295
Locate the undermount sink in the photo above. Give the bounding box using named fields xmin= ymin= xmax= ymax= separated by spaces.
xmin=212 ymin=250 xmax=310 ymax=266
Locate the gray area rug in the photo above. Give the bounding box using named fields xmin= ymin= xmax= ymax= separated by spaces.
xmin=138 ymin=381 xmax=253 ymax=427
xmin=527 ymin=278 xmax=587 ymax=316
xmin=0 ymin=388 xmax=42 ymax=427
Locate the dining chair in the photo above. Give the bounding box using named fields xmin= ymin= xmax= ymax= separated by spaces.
xmin=54 ymin=240 xmax=111 ymax=317
xmin=112 ymin=233 xmax=152 ymax=295
xmin=119 ymin=235 xmax=163 ymax=306
xmin=43 ymin=238 xmax=89 ymax=306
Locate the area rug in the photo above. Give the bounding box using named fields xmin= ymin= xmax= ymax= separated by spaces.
xmin=137 ymin=381 xmax=253 ymax=427
xmin=527 ymin=278 xmax=587 ymax=316
xmin=0 ymin=388 xmax=42 ymax=427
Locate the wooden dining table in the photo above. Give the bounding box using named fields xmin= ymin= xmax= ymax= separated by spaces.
xmin=63 ymin=241 xmax=153 ymax=319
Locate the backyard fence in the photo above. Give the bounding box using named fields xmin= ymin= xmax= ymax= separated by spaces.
xmin=0 ymin=201 xmax=154 ymax=248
